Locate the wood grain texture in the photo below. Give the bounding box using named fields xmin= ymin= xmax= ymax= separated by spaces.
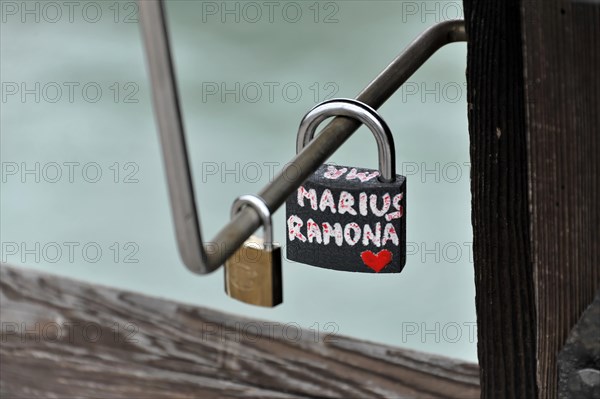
xmin=0 ymin=265 xmax=480 ymax=398
xmin=462 ymin=0 xmax=538 ymax=397
xmin=464 ymin=0 xmax=600 ymax=397
xmin=521 ymin=1 xmax=600 ymax=396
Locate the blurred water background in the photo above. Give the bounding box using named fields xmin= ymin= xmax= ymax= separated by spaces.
xmin=1 ymin=0 xmax=475 ymax=361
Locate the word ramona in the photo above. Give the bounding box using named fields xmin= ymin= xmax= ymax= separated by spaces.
xmin=288 ymin=217 xmax=400 ymax=248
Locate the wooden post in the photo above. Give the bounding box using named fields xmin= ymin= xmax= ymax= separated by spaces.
xmin=463 ymin=0 xmax=600 ymax=397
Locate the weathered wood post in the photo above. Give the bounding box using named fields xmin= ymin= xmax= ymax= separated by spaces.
xmin=463 ymin=0 xmax=600 ymax=397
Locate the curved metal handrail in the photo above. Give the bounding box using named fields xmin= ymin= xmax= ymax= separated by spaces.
xmin=138 ymin=0 xmax=467 ymax=274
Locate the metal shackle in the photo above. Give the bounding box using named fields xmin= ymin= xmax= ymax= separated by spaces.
xmin=231 ymin=194 xmax=274 ymax=251
xmin=296 ymin=98 xmax=396 ymax=183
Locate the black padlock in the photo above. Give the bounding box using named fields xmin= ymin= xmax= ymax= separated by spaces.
xmin=286 ymin=98 xmax=406 ymax=273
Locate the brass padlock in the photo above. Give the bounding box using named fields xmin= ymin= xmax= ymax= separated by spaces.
xmin=225 ymin=195 xmax=282 ymax=307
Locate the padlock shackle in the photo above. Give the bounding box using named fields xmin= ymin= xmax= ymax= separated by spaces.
xmin=231 ymin=195 xmax=273 ymax=251
xmin=296 ymin=99 xmax=396 ymax=183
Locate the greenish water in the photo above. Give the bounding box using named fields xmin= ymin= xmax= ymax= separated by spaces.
xmin=1 ymin=1 xmax=475 ymax=361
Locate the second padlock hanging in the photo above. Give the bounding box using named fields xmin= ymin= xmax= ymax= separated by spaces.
xmin=286 ymin=99 xmax=407 ymax=273
xmin=225 ymin=194 xmax=283 ymax=308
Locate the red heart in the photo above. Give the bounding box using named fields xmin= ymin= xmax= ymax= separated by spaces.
xmin=361 ymin=250 xmax=393 ymax=273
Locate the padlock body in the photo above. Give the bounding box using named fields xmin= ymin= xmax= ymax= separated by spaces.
xmin=225 ymin=235 xmax=282 ymax=307
xmin=286 ymin=164 xmax=406 ymax=273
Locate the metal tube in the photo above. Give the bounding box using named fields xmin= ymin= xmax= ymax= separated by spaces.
xmin=139 ymin=0 xmax=467 ymax=274
xmin=139 ymin=0 xmax=207 ymax=271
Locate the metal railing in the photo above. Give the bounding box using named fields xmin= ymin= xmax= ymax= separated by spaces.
xmin=138 ymin=0 xmax=467 ymax=274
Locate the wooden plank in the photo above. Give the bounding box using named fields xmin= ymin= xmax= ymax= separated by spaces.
xmin=0 ymin=265 xmax=480 ymax=398
xmin=520 ymin=1 xmax=600 ymax=397
xmin=463 ymin=0 xmax=600 ymax=397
